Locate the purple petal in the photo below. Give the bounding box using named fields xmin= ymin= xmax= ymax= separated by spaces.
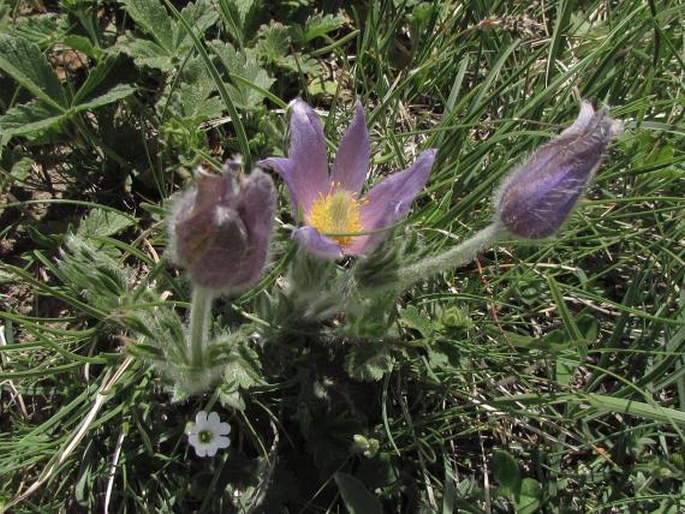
xmin=231 ymin=169 xmax=277 ymax=289
xmin=195 ymin=169 xmax=235 ymax=211
xmin=270 ymin=99 xmax=330 ymax=215
xmin=257 ymin=157 xmax=303 ymax=218
xmin=344 ymin=206 xmax=398 ymax=255
xmin=359 ymin=149 xmax=436 ymax=230
xmin=331 ymin=101 xmax=370 ymax=194
xmin=558 ymin=100 xmax=595 ymax=138
xmin=293 ymin=226 xmax=343 ymax=260
xmin=176 ymin=205 xmax=249 ymax=288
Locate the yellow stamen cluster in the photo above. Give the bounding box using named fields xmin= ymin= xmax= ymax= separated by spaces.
xmin=308 ymin=189 xmax=364 ymax=246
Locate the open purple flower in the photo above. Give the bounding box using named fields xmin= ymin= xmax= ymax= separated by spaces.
xmin=495 ymin=101 xmax=623 ymax=239
xmin=259 ymin=99 xmax=436 ymax=260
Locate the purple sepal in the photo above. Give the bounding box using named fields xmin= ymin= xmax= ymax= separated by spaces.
xmin=168 ymin=163 xmax=277 ymax=291
xmin=259 ymin=99 xmax=329 ymax=216
xmin=331 ymin=101 xmax=370 ymax=195
xmin=496 ymin=101 xmax=622 ymax=239
xmin=360 ymin=149 xmax=436 ymax=231
xmin=293 ymin=226 xmax=344 ymax=260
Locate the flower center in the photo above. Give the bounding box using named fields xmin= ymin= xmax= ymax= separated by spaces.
xmin=198 ymin=429 xmax=214 ymax=444
xmin=308 ymin=190 xmax=364 ymax=246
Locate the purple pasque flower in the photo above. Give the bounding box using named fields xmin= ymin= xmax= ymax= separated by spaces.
xmin=168 ymin=160 xmax=277 ymax=291
xmin=259 ymin=99 xmax=436 ymax=260
xmin=495 ymin=100 xmax=623 ymax=239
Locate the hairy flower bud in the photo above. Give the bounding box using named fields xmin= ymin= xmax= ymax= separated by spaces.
xmin=168 ymin=161 xmax=277 ymax=292
xmin=495 ymin=101 xmax=623 ymax=239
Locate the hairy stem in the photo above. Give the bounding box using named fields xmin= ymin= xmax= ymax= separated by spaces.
xmin=188 ymin=286 xmax=216 ymax=369
xmin=396 ymin=223 xmax=505 ymax=289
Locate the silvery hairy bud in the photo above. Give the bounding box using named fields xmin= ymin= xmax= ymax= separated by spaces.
xmin=495 ymin=101 xmax=623 ymax=239
xmin=168 ymin=160 xmax=277 ymax=292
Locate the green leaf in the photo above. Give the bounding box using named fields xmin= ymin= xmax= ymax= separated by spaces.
xmin=427 ymin=340 xmax=461 ymax=371
xmin=162 ymin=56 xmax=224 ymax=120
xmin=0 ymin=100 xmax=66 ymax=143
xmin=227 ymin=0 xmax=258 ymax=25
xmin=344 ymin=342 xmax=394 ymax=382
xmin=8 ymin=156 xmax=33 ymax=183
xmin=164 ymin=0 xmax=251 ymax=164
xmin=116 ymin=36 xmax=174 ymax=71
xmin=493 ymin=450 xmax=521 ymax=494
xmin=333 ymin=472 xmax=383 ymax=514
xmin=280 ymin=53 xmax=321 ymax=75
xmin=546 ymin=274 xmax=583 ymax=341
xmin=400 ymin=305 xmax=434 ymax=338
xmin=254 ymin=21 xmax=290 ymax=63
xmin=584 ymin=394 xmax=685 ymax=427
xmin=12 ymin=13 xmax=68 ymax=46
xmin=555 ymin=354 xmax=579 ymax=386
xmin=0 ymin=80 xmax=132 ymax=148
xmin=254 ymin=22 xmax=321 ymax=76
xmin=515 ymin=478 xmax=542 ymax=514
xmin=76 ymin=208 xmax=137 ymax=239
xmin=495 ymin=392 xmax=685 ymax=428
xmin=119 ymin=0 xmax=218 ymax=71
xmin=63 ymin=34 xmax=99 ymax=59
xmin=209 ymin=42 xmax=274 ymax=108
xmin=0 ymin=34 xmax=65 ymax=106
xmin=442 ymin=459 xmax=457 ymax=514
xmin=437 ymin=306 xmax=474 ymax=332
xmin=72 ymin=56 xmax=126 ymax=104
xmin=213 ymin=338 xmax=263 ymax=388
xmin=120 ymin=0 xmax=174 ymax=51
xmin=301 ymin=12 xmax=344 ymax=44
xmin=127 ymin=341 xmax=166 ymax=361
xmin=489 ymin=328 xmax=537 ymax=349
xmin=222 ymin=347 xmax=261 ymax=390
xmin=73 ymin=83 xmax=136 ymax=112
xmin=59 ymin=236 xmax=131 ymax=312
xmin=165 ymin=85 xmax=224 ymax=121
xmin=218 ymin=388 xmax=245 ymax=411
xmin=174 ymin=0 xmax=219 ymax=50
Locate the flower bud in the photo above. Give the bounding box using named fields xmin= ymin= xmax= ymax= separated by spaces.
xmin=495 ymin=101 xmax=623 ymax=239
xmin=168 ymin=161 xmax=277 ymax=292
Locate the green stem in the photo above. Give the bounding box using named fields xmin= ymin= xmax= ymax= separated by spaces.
xmin=396 ymin=223 xmax=505 ymax=290
xmin=188 ymin=286 xmax=216 ymax=369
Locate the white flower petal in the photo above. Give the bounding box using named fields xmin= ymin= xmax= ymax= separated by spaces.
xmin=217 ymin=422 xmax=231 ymax=436
xmin=215 ymin=435 xmax=231 ymax=449
xmin=194 ymin=444 xmax=209 ymax=457
xmin=205 ymin=444 xmax=219 ymax=457
xmin=195 ymin=410 xmax=209 ymax=425
xmin=188 ymin=433 xmax=200 ymax=448
xmin=207 ymin=411 xmax=221 ymax=427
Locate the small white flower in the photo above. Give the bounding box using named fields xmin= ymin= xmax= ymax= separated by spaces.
xmin=187 ymin=410 xmax=231 ymax=457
